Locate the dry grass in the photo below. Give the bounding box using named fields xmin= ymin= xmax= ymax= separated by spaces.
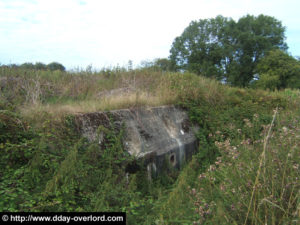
xmin=21 ymin=89 xmax=177 ymax=118
xmin=5 ymin=68 xmax=221 ymax=125
xmin=15 ymin=70 xmax=181 ymax=125
xmin=3 ymin=66 xmax=293 ymax=126
xmin=244 ymin=107 xmax=278 ymax=225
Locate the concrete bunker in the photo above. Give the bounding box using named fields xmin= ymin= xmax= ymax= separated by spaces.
xmin=76 ymin=106 xmax=199 ymax=177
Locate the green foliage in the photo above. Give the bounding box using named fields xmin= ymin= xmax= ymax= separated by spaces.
xmin=0 ymin=67 xmax=299 ymax=224
xmin=0 ymin=110 xmax=37 ymax=211
xmin=150 ymin=74 xmax=296 ymax=224
xmin=189 ymin=113 xmax=299 ymax=224
xmin=253 ymin=73 xmax=281 ymax=90
xmin=0 ymin=109 xmax=157 ymax=222
xmin=152 ymin=58 xmax=172 ymax=71
xmin=0 ymin=110 xmax=35 ymax=164
xmin=35 ymin=62 xmax=47 ymax=70
xmin=46 ymin=62 xmax=66 ymax=71
xmin=1 ymin=62 xmax=65 ymax=71
xmin=254 ymin=49 xmax=300 ymax=90
xmin=170 ymin=15 xmax=230 ymax=79
xmin=20 ymin=63 xmax=35 ymax=70
xmin=19 ymin=62 xmax=47 ymax=71
xmin=139 ymin=58 xmax=172 ymax=72
xmin=170 ymin=14 xmax=287 ymax=86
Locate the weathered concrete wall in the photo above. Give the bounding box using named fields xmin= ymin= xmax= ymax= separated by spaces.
xmin=75 ymin=106 xmax=198 ymax=176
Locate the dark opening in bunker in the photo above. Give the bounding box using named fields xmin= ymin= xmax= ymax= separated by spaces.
xmin=169 ymin=153 xmax=176 ymax=166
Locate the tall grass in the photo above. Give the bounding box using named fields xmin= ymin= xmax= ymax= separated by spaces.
xmin=156 ymin=107 xmax=299 ymax=225
xmin=1 ymin=66 xmax=299 ymax=224
xmin=0 ymin=67 xmax=223 ymax=125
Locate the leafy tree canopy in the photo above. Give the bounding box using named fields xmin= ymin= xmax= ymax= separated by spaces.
xmin=153 ymin=58 xmax=172 ymax=71
xmin=20 ymin=62 xmax=35 ymax=70
xmin=2 ymin=62 xmax=65 ymax=71
xmin=35 ymin=62 xmax=47 ymax=70
xmin=253 ymin=49 xmax=300 ymax=90
xmin=169 ymin=14 xmax=287 ymax=86
xmin=46 ymin=62 xmax=66 ymax=71
xmin=139 ymin=58 xmax=172 ymax=71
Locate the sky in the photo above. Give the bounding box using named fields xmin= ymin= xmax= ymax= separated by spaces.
xmin=0 ymin=0 xmax=299 ymax=70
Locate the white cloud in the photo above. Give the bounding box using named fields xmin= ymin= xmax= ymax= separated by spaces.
xmin=0 ymin=0 xmax=299 ymax=69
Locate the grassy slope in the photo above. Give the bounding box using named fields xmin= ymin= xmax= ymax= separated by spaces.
xmin=0 ymin=67 xmax=299 ymax=224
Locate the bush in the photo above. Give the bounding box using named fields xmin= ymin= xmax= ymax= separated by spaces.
xmin=47 ymin=62 xmax=65 ymax=71
xmin=254 ymin=49 xmax=300 ymax=90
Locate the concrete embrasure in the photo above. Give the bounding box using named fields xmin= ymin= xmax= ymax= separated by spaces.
xmin=75 ymin=105 xmax=199 ymax=174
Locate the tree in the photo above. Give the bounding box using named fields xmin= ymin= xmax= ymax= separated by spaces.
xmin=153 ymin=58 xmax=172 ymax=71
xmin=35 ymin=62 xmax=47 ymax=70
xmin=170 ymin=14 xmax=287 ymax=86
xmin=20 ymin=63 xmax=35 ymax=70
xmin=139 ymin=58 xmax=172 ymax=71
xmin=47 ymin=62 xmax=66 ymax=71
xmin=253 ymin=49 xmax=300 ymax=90
xmin=170 ymin=15 xmax=231 ymax=79
xmin=229 ymin=15 xmax=287 ymax=86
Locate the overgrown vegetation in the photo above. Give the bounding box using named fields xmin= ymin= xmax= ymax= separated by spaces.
xmin=253 ymin=49 xmax=300 ymax=90
xmin=0 ymin=65 xmax=299 ymax=224
xmin=170 ymin=14 xmax=300 ymax=89
xmin=1 ymin=62 xmax=66 ymax=71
